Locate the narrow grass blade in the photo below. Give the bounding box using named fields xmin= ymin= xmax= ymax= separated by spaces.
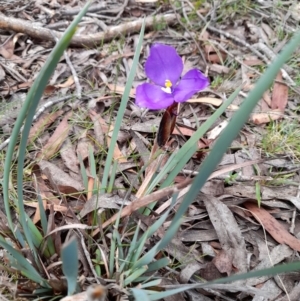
xmin=37 ymin=194 xmax=47 ymax=235
xmin=209 ymin=260 xmax=300 ymax=284
xmin=131 ymin=244 xmax=158 ymax=271
xmin=89 ymin=146 xmax=97 ymax=180
xmin=109 ymin=228 xmax=119 ymax=276
xmin=138 ymin=197 xmax=175 ymax=241
xmin=32 ymin=288 xmax=53 ymax=295
xmin=255 ymin=181 xmax=261 ymax=207
xmin=0 ymin=237 xmax=48 ymax=287
xmin=158 ymin=216 xmax=183 ymax=251
xmin=100 ymin=20 xmax=145 ymax=193
xmin=37 ymin=193 xmax=55 ymax=255
xmin=139 ymin=279 xmax=162 ymax=288
xmin=14 ymin=212 xmax=40 ymax=264
xmin=146 ymin=87 xmax=241 ymax=194
xmin=107 ymin=160 xmax=118 ymax=193
xmin=14 ymin=227 xmax=26 ymax=248
xmin=146 ymin=258 xmax=170 ymax=272
xmin=109 ymin=198 xmax=124 ymax=276
xmin=132 ymin=194 xmax=178 ymax=270
xmin=88 ymin=146 xmax=99 ymax=195
xmin=116 ymin=230 xmax=124 ymax=263
xmin=26 ymin=215 xmax=53 ymax=258
xmin=131 ymin=288 xmax=151 ymax=301
xmin=124 ymin=265 xmax=148 ymax=286
xmin=131 ymin=229 xmax=149 ymax=264
xmin=61 ymin=236 xmax=79 ymax=295
xmin=119 ymin=221 xmax=141 ymax=273
xmin=2 ymin=1 xmax=91 ymax=238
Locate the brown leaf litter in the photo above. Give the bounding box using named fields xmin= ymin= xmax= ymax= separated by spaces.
xmin=1 ymin=1 xmax=300 ymax=300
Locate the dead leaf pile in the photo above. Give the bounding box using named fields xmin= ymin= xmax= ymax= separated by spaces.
xmin=0 ymin=1 xmax=300 ymax=301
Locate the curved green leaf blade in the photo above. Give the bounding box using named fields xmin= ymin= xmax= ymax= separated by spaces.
xmin=2 ymin=0 xmax=91 ymax=236
xmin=147 ymin=257 xmax=170 ymax=273
xmin=0 ymin=237 xmax=48 ymax=287
xmin=131 ymin=288 xmax=151 ymax=301
xmin=61 ymin=236 xmax=79 ymax=295
xmin=100 ymin=19 xmax=145 ymax=193
xmin=124 ymin=265 xmax=148 ymax=286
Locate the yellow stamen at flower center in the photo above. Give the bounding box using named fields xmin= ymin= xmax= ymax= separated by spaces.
xmin=165 ymin=79 xmax=172 ymax=88
xmin=161 ymin=79 xmax=172 ymax=94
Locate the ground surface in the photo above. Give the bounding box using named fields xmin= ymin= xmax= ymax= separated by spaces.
xmin=1 ymin=0 xmax=300 ymax=300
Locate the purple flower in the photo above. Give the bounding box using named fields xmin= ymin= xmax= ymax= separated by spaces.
xmin=135 ymin=44 xmax=209 ymax=110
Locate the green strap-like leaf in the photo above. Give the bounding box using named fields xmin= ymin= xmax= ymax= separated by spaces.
xmin=0 ymin=237 xmax=49 ymax=287
xmin=100 ymin=19 xmax=145 ymax=193
xmin=2 ymin=1 xmax=91 ymax=237
xmin=131 ymin=288 xmax=151 ymax=301
xmin=61 ymin=236 xmax=79 ymax=295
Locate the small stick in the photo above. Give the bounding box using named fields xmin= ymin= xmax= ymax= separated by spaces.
xmin=0 ymin=13 xmax=177 ymax=47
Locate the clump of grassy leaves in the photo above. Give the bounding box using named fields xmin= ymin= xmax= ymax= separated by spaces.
xmin=2 ymin=2 xmax=300 ymax=301
xmin=261 ymin=119 xmax=300 ymax=161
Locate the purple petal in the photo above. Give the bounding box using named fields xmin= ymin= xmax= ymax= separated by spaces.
xmin=173 ymin=69 xmax=209 ymax=103
xmin=135 ymin=83 xmax=174 ymax=110
xmin=145 ymin=44 xmax=183 ymax=87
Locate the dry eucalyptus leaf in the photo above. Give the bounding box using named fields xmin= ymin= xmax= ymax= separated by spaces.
xmin=203 ymin=195 xmax=247 ymax=273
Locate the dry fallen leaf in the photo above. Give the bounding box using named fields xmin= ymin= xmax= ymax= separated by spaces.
xmin=201 ymin=32 xmax=227 ymax=64
xmin=106 ymin=83 xmax=135 ymax=98
xmin=56 ymin=75 xmax=75 ymax=88
xmin=244 ymin=202 xmax=300 ymax=252
xmin=245 ymin=244 xmax=293 ymax=286
xmin=38 ymin=112 xmax=72 ymax=159
xmin=243 ymin=59 xmax=264 ymax=66
xmin=29 ymin=110 xmax=64 ymax=143
xmin=210 ymin=64 xmax=230 ymax=74
xmin=203 ymin=195 xmax=247 ymax=273
xmin=77 ymin=136 xmax=93 ymax=163
xmin=207 ymin=120 xmax=228 ymax=140
xmin=6 ymin=81 xmax=32 ymax=92
xmin=38 ymin=160 xmax=85 ymax=193
xmin=0 ymin=33 xmax=23 ymax=60
xmin=251 ymin=109 xmax=284 ymax=124
xmin=60 ymin=139 xmax=81 ymax=174
xmin=25 ymin=202 xmax=72 ymax=215
xmin=262 ymin=90 xmax=272 ymax=108
xmin=157 ymin=102 xmax=178 ymax=147
xmin=271 ymin=71 xmax=288 ymax=111
xmin=43 ymin=85 xmax=57 ymax=95
xmin=188 ymin=97 xmax=239 ymax=110
xmin=173 ymin=126 xmax=195 ymax=137
xmin=213 ymin=250 xmax=233 ymax=275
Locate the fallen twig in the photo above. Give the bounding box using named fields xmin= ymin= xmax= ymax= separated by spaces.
xmin=0 ymin=13 xmax=177 ymax=47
